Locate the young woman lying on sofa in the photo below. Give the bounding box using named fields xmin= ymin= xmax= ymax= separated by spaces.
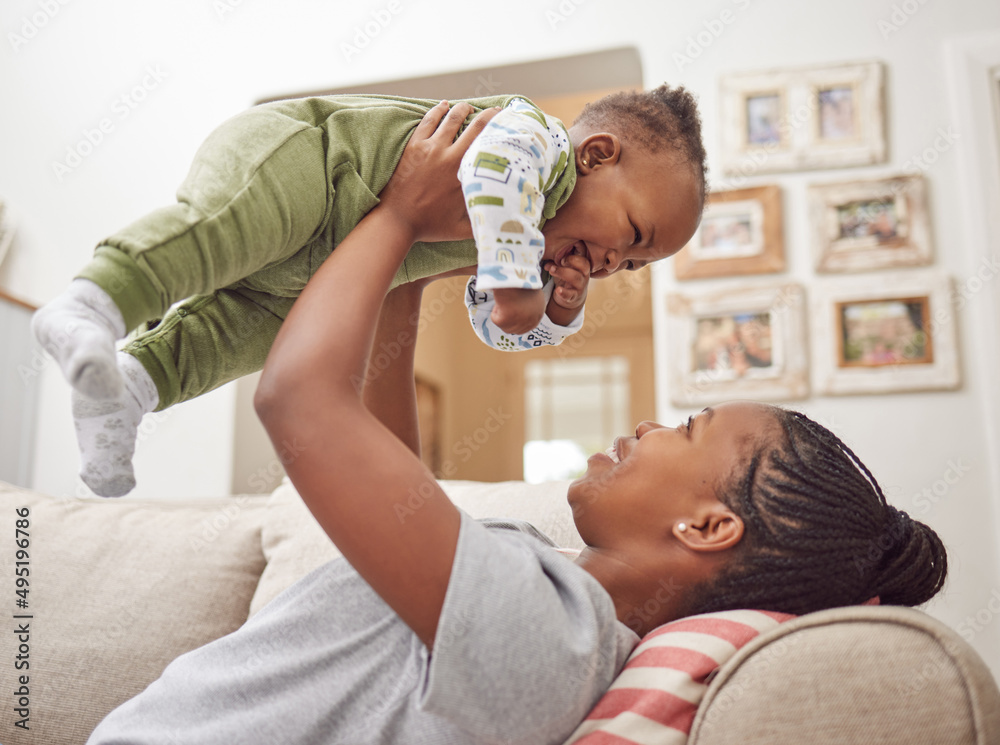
xmin=86 ymin=102 xmax=947 ymax=745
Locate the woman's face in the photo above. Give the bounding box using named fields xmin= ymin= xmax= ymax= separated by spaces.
xmin=567 ymin=401 xmax=779 ymax=551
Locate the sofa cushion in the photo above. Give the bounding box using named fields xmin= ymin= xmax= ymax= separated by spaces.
xmin=563 ymin=610 xmax=794 ymax=744
xmin=688 ymin=605 xmax=1000 ymax=745
xmin=0 ymin=482 xmax=269 ymax=745
xmin=440 ymin=479 xmax=585 ymax=550
xmin=249 ymin=479 xmax=344 ymax=616
xmin=248 ymin=478 xmax=584 ymax=616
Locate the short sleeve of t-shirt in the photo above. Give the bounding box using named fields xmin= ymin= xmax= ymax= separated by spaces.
xmin=419 ymin=512 xmax=639 ymax=745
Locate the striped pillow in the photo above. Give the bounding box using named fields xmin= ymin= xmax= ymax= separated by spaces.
xmin=564 ymin=609 xmax=796 ymax=745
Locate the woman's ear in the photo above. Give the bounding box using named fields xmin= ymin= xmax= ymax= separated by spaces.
xmin=576 ymin=133 xmax=621 ymax=173
xmin=672 ymin=505 xmax=744 ymax=553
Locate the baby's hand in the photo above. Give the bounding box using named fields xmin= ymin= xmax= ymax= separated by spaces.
xmin=545 ymin=254 xmax=591 ymax=312
xmin=491 ymin=288 xmax=546 ymax=335
xmin=543 ymin=254 xmax=591 ymax=328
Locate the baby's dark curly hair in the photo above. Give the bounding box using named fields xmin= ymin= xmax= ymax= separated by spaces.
xmin=574 ymin=84 xmax=709 ymax=206
xmin=686 ymin=408 xmax=947 ymax=617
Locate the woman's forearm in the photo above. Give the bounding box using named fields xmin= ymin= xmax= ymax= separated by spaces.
xmin=255 ymin=206 xmax=416 ymax=413
xmin=362 ymin=283 xmax=425 ymax=457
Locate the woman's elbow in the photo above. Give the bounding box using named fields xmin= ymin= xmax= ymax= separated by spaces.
xmin=255 ymin=358 xmax=361 ymax=434
xmin=254 ymin=367 xmax=291 ymax=428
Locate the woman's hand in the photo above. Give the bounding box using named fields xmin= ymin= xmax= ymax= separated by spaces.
xmin=378 ymin=101 xmax=499 ymax=245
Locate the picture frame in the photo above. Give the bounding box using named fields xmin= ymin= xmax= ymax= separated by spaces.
xmin=673 ymin=184 xmax=784 ymax=280
xmin=811 ymin=270 xmax=960 ymax=395
xmin=665 ymin=282 xmax=809 ymax=406
xmin=720 ymin=60 xmax=886 ymax=176
xmin=809 ymin=174 xmax=933 ymax=272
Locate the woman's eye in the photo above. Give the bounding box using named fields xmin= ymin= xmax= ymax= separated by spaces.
xmin=633 ymin=226 xmax=642 ymax=245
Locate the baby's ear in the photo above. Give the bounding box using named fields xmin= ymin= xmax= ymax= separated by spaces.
xmin=577 ymin=133 xmax=621 ymax=172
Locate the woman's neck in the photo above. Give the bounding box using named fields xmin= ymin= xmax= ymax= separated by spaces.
xmin=573 ymin=547 xmax=692 ymax=637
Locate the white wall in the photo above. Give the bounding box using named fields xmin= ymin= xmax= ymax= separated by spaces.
xmin=1 ymin=0 xmax=998 ymax=673
xmin=646 ymin=2 xmax=1000 ymax=679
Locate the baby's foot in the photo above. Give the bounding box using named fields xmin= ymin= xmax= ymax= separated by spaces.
xmin=73 ymin=352 xmax=158 ymax=498
xmin=31 ymin=279 xmax=126 ymax=399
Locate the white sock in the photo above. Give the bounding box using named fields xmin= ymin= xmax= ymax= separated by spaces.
xmin=74 ymin=352 xmax=159 ymax=498
xmin=31 ymin=278 xmax=127 ymax=399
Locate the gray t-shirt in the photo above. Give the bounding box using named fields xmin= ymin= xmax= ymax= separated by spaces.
xmin=87 ymin=512 xmax=639 ymax=745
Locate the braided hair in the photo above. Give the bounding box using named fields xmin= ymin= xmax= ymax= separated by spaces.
xmin=687 ymin=408 xmax=947 ymax=616
xmin=573 ymin=84 xmax=709 ymax=208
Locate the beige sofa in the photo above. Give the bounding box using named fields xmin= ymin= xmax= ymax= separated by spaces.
xmin=1 ymin=477 xmax=998 ymax=745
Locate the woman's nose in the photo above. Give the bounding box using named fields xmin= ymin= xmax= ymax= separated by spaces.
xmin=635 ymin=421 xmax=665 ymax=437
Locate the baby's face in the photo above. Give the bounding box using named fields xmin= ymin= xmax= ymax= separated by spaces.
xmin=541 ymin=145 xmax=702 ymax=278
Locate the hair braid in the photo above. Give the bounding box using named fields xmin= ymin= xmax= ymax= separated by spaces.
xmin=687 ymin=408 xmax=948 ymax=616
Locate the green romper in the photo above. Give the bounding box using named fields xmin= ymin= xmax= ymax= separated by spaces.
xmin=76 ymin=94 xmax=577 ymax=411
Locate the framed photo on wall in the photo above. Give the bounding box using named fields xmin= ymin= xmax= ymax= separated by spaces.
xmin=809 ymin=174 xmax=932 ymax=272
xmin=665 ymin=282 xmax=809 ymax=406
xmin=673 ymin=184 xmax=784 ymax=280
xmin=720 ymin=60 xmax=886 ymax=176
xmin=811 ymin=270 xmax=959 ymax=395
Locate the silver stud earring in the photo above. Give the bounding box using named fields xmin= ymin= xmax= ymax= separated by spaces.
xmin=677 ymin=523 xmax=687 ymax=532
xmin=582 ymin=159 xmax=589 ymax=166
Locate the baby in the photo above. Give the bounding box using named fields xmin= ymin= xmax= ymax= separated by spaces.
xmin=32 ymin=86 xmax=707 ymax=496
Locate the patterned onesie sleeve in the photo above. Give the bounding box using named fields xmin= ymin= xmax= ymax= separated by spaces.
xmin=458 ymin=97 xmax=583 ymax=351
xmin=465 ymin=274 xmax=585 ymax=351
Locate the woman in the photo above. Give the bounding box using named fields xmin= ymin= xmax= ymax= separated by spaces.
xmin=87 ymin=102 xmax=946 ymax=745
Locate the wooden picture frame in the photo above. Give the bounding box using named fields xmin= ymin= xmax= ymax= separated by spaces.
xmin=811 ymin=270 xmax=960 ymax=395
xmin=720 ymin=60 xmax=886 ymax=176
xmin=809 ymin=174 xmax=932 ymax=273
xmin=673 ymin=185 xmax=784 ymax=279
xmin=665 ymin=282 xmax=809 ymax=406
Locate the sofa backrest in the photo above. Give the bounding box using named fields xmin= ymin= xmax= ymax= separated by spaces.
xmin=689 ymin=605 xmax=1000 ymax=745
xmin=0 ymin=482 xmax=271 ymax=745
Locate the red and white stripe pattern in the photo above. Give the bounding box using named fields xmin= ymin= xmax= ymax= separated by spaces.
xmin=564 ymin=609 xmax=796 ymax=745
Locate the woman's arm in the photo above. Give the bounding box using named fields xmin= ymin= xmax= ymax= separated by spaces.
xmin=360 ymin=282 xmax=424 ymax=457
xmin=362 ymin=267 xmax=475 ymax=457
xmin=254 ymin=102 xmax=495 ymax=649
